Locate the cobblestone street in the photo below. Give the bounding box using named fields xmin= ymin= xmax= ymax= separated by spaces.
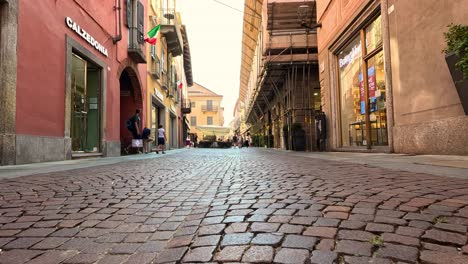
xmin=1 ymin=149 xmax=468 ymax=264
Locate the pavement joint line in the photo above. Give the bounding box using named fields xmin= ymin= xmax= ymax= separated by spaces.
xmin=0 ymin=148 xmax=188 ymax=180
xmin=261 ymin=148 xmax=468 ymax=180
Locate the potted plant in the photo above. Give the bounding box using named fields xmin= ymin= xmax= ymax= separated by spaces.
xmin=443 ymin=24 xmax=468 ymax=115
xmin=291 ymin=122 xmax=306 ymax=151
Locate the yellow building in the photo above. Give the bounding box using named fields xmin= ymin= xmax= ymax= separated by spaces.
xmin=146 ymin=0 xmax=192 ymax=150
xmin=188 ymin=83 xmax=225 ymax=140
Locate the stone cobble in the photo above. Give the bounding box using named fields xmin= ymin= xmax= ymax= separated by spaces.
xmin=0 ymin=148 xmax=467 ymax=263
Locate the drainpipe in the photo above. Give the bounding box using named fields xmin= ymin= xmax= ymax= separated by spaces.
xmin=381 ymin=0 xmax=395 ymax=153
xmin=112 ymin=0 xmax=122 ymax=43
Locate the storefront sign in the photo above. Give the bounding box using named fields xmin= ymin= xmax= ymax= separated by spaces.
xmin=339 ymin=43 xmax=361 ymax=69
xmin=65 ymin=17 xmax=109 ymax=57
xmin=154 ymin=88 xmax=164 ymax=101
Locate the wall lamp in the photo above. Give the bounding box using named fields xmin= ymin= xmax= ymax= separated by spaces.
xmin=297 ymin=4 xmax=322 ymax=30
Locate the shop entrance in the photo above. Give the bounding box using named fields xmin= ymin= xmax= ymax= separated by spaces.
xmin=150 ymin=101 xmax=165 ymax=149
xmin=71 ymin=54 xmax=101 ymax=152
xmin=169 ymin=114 xmax=177 ymax=148
xmin=119 ymin=68 xmax=143 ymax=153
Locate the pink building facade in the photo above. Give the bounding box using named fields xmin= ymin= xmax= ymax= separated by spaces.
xmin=0 ymin=0 xmax=148 ymax=164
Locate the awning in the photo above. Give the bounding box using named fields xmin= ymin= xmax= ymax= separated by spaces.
xmin=239 ymin=0 xmax=263 ymax=102
xmin=184 ymin=116 xmax=191 ymax=130
xmin=196 ymin=125 xmax=231 ymax=136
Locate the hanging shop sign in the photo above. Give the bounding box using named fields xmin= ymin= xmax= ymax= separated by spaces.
xmin=65 ymin=17 xmax=109 ymax=57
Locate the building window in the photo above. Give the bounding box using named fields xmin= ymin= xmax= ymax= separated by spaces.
xmin=207 ymin=116 xmax=213 ymax=125
xmin=191 ymin=101 xmax=196 ymax=108
xmin=207 ymin=100 xmax=213 ymax=111
xmin=190 ymin=116 xmax=197 ymax=126
xmin=337 ymin=15 xmax=387 ymax=148
xmin=125 ymin=0 xmax=145 ymax=51
xmin=151 ymin=0 xmax=158 ymax=12
xmin=150 ymin=45 xmax=160 ymax=79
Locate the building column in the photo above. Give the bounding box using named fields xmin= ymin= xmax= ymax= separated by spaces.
xmin=381 ymin=0 xmax=395 ymax=153
xmin=0 ymin=0 xmax=18 ymax=165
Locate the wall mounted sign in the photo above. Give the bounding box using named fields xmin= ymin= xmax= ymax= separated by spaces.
xmin=339 ymin=43 xmax=361 ymax=69
xmin=154 ymin=88 xmax=164 ymax=101
xmin=66 ymin=17 xmax=109 ymax=57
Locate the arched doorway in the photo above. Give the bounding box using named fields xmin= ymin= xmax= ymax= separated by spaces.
xmin=119 ymin=67 xmax=143 ymax=154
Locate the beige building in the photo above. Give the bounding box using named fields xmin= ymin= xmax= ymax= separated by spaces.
xmin=187 ymin=83 xmax=225 ymax=140
xmin=145 ymin=0 xmax=192 ymax=150
xmin=318 ymin=0 xmax=468 ymax=154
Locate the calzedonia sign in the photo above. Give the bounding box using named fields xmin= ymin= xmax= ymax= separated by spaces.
xmin=65 ymin=17 xmax=108 ymax=57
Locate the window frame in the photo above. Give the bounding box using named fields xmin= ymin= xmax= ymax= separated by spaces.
xmin=335 ymin=13 xmax=384 ymax=149
xmin=190 ymin=116 xmax=197 ymax=126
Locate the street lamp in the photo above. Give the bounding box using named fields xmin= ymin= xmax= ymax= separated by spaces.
xmin=297 ymin=4 xmax=321 ymax=30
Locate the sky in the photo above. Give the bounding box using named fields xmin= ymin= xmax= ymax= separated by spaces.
xmin=179 ymin=0 xmax=244 ymax=126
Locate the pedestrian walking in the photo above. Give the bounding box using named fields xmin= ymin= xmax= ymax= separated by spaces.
xmin=156 ymin=124 xmax=167 ymax=154
xmin=125 ymin=109 xmax=141 ymax=153
xmin=141 ymin=127 xmax=153 ymax=154
xmin=245 ymin=133 xmax=251 ymax=148
xmin=232 ymin=134 xmax=238 ymax=147
xmin=185 ymin=136 xmax=191 ymax=148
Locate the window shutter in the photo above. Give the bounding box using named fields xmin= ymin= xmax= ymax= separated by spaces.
xmin=126 ymin=0 xmax=132 ymax=27
xmin=151 ymin=45 xmax=156 ymax=59
xmin=137 ymin=1 xmax=144 ymax=44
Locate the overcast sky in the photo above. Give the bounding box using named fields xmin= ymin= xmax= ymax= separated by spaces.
xmin=179 ymin=0 xmax=244 ymax=126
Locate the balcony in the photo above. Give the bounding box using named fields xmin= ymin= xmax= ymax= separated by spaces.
xmin=160 ymin=9 xmax=183 ymax=57
xmin=128 ymin=27 xmax=146 ymax=64
xmin=181 ymin=99 xmax=192 ymax=114
xmin=201 ymin=105 xmax=219 ymax=112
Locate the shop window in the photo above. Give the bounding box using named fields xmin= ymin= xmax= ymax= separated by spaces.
xmin=338 ymin=36 xmax=364 ymax=147
xmin=337 ymin=15 xmax=386 ymax=148
xmin=191 ymin=116 xmax=197 ymax=126
xmin=151 ymin=104 xmax=160 ymax=147
xmin=365 ymin=16 xmax=382 ymax=52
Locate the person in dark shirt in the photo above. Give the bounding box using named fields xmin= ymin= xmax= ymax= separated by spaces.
xmin=129 ymin=109 xmax=141 ymax=139
xmin=124 ymin=109 xmax=141 ymax=154
xmin=141 ymin=127 xmax=153 ymax=154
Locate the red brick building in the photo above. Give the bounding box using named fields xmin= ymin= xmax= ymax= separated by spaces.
xmin=1 ymin=0 xmax=149 ymax=164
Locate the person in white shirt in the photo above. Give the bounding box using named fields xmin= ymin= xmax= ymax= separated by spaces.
xmin=156 ymin=124 xmax=167 ymax=154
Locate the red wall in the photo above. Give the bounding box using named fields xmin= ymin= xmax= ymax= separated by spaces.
xmin=16 ymin=0 xmax=147 ymax=142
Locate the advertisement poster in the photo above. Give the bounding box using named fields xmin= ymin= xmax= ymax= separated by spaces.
xmin=359 ymin=73 xmax=365 ymax=114
xmin=368 ymin=66 xmax=376 ymax=112
xmin=368 ymin=66 xmax=376 ymax=98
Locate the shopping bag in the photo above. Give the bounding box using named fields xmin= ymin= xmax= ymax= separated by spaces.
xmin=132 ymin=139 xmax=143 ymax=148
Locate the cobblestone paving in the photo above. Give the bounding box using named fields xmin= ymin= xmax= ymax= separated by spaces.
xmin=0 ymin=149 xmax=468 ymax=264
